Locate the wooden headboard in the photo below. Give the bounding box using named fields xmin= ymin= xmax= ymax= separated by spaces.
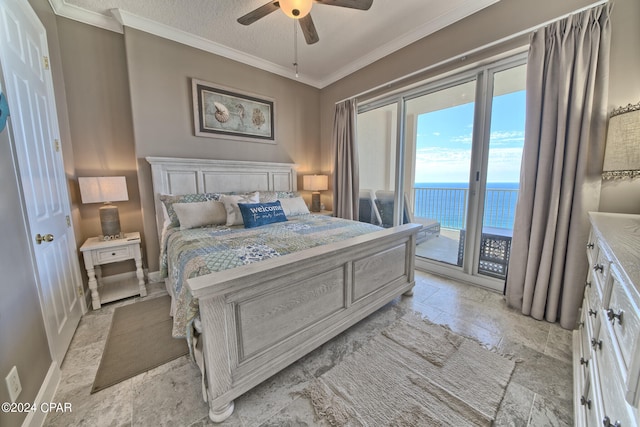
xmin=146 ymin=157 xmax=298 ymax=239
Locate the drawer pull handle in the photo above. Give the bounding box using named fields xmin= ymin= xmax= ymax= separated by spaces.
xmin=585 ymin=280 xmax=592 ymax=288
xmin=593 ymin=264 xmax=604 ymax=273
xmin=602 ymin=416 xmax=621 ymax=427
xmin=580 ymin=395 xmax=592 ymax=409
xmin=580 ymin=357 xmax=589 ymax=367
xmin=591 ymin=338 xmax=602 ymax=350
xmin=587 ymin=242 xmax=595 ymax=249
xmin=606 ymin=309 xmax=623 ymax=325
xmin=112 ymin=252 xmax=116 ymax=256
xmin=589 ymin=309 xmax=598 ymax=318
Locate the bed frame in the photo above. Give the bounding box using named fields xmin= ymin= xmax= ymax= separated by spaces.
xmin=147 ymin=157 xmax=420 ymax=422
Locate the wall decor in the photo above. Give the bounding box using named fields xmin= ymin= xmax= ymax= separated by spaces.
xmin=192 ymin=79 xmax=275 ymax=143
xmin=0 ymin=92 xmax=9 ymax=132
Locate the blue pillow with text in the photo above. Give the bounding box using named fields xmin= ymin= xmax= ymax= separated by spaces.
xmin=238 ymin=201 xmax=288 ymax=228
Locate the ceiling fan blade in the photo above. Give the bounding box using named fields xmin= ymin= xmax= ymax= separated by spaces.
xmin=314 ymin=0 xmax=373 ymax=10
xmin=299 ymin=15 xmax=319 ymax=45
xmin=237 ymin=1 xmax=280 ymax=25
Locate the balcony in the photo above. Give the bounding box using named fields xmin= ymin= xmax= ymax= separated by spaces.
xmin=411 ymin=186 xmax=518 ymax=280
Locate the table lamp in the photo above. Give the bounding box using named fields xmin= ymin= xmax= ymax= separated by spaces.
xmin=602 ymin=102 xmax=640 ymax=180
xmin=303 ymin=174 xmax=328 ymax=212
xmin=78 ymin=176 xmax=129 ymax=239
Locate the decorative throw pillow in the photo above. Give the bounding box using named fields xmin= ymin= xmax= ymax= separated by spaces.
xmin=259 ymin=191 xmax=298 ymax=203
xmin=173 ymin=200 xmax=227 ymax=230
xmin=238 ymin=201 xmax=288 ymax=228
xmin=160 ymin=193 xmax=222 ymax=228
xmin=221 ymin=192 xmax=260 ymax=226
xmin=278 ymin=196 xmax=310 ymax=217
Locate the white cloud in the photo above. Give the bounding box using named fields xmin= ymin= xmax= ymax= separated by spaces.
xmin=413 ymin=146 xmax=523 ymax=183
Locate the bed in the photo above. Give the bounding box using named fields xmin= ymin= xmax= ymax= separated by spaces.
xmin=147 ymin=157 xmax=421 ymax=422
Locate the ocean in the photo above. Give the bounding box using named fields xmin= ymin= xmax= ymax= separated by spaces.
xmin=413 ymin=182 xmax=519 ymax=230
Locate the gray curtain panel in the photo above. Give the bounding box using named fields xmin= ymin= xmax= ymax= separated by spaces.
xmin=333 ymin=99 xmax=359 ymax=219
xmin=505 ymin=3 xmax=611 ymax=329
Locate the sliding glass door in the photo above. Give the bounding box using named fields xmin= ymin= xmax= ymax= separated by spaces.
xmin=357 ymin=55 xmax=526 ymax=291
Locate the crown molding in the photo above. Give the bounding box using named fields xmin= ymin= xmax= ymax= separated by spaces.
xmin=317 ymin=0 xmax=500 ymax=87
xmin=48 ymin=0 xmax=123 ymax=33
xmin=47 ymin=0 xmax=319 ymax=87
xmin=110 ymin=9 xmax=318 ymax=87
xmin=47 ymin=0 xmax=499 ymax=89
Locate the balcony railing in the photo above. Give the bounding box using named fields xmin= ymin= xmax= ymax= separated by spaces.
xmin=411 ymin=186 xmax=519 ymax=230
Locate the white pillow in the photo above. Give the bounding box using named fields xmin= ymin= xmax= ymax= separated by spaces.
xmin=279 ymin=196 xmax=310 ymax=217
xmin=221 ymin=192 xmax=260 ymax=226
xmin=173 ymin=200 xmax=227 ymax=230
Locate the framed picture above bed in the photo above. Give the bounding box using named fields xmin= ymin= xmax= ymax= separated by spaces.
xmin=192 ymin=78 xmax=275 ymax=143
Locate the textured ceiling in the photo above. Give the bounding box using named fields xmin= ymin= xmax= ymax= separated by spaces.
xmin=49 ymin=0 xmax=500 ymax=88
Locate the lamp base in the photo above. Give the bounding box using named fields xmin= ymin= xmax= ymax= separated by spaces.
xmin=310 ymin=192 xmax=321 ymax=212
xmin=99 ymin=205 xmax=122 ymax=240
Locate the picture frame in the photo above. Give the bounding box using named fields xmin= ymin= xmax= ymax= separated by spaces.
xmin=192 ymin=79 xmax=275 ymax=143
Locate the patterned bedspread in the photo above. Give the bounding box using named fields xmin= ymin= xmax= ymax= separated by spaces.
xmin=161 ymin=214 xmax=382 ymax=337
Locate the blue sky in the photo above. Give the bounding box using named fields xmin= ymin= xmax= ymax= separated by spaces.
xmin=414 ymin=90 xmax=526 ymax=183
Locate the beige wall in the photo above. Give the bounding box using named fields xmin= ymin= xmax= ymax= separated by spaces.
xmin=122 ymin=28 xmax=321 ymax=271
xmin=600 ymin=0 xmax=640 ymax=214
xmin=56 ymin=17 xmax=143 ymax=277
xmin=320 ymin=0 xmax=640 ymax=214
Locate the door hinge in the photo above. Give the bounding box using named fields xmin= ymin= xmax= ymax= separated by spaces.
xmin=66 ymin=215 xmax=71 ymax=228
xmin=54 ymin=139 xmax=60 ymax=152
xmin=77 ymin=285 xmax=84 ymax=297
xmin=43 ymin=56 xmax=49 ymax=70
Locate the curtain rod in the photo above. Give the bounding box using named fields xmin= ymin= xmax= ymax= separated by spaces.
xmin=336 ymin=0 xmax=608 ymax=105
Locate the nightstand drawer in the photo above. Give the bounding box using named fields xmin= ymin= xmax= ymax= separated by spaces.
xmin=93 ymin=245 xmax=134 ymax=264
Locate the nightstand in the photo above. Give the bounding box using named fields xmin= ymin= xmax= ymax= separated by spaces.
xmin=313 ymin=210 xmax=333 ymax=216
xmin=80 ymin=231 xmax=147 ymax=309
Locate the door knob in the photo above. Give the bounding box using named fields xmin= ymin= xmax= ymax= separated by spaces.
xmin=35 ymin=233 xmax=54 ymax=244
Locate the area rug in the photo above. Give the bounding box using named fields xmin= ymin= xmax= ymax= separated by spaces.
xmin=91 ymin=295 xmax=188 ymax=393
xmin=301 ymin=314 xmax=516 ymax=426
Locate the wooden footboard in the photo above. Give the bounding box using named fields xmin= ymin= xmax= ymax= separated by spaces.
xmin=188 ymin=223 xmax=420 ymax=422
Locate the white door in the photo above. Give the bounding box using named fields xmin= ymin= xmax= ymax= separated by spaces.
xmin=0 ymin=0 xmax=83 ymax=363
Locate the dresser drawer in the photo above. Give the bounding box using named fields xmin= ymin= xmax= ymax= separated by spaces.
xmin=576 ymin=371 xmax=601 ymax=427
xmin=93 ymin=245 xmax=134 ymax=264
xmin=591 ymin=241 xmax=611 ymax=293
xmin=577 ymin=299 xmax=592 ymax=386
xmin=586 ymin=270 xmax=603 ymax=327
xmin=595 ymin=327 xmax=635 ymax=427
xmin=586 ymin=229 xmax=599 ymax=267
xmin=606 ymin=265 xmax=640 ymax=374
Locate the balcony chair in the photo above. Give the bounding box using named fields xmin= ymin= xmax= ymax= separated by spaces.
xmin=374 ymin=190 xmax=440 ymax=244
xmin=358 ymin=189 xmax=382 ymax=226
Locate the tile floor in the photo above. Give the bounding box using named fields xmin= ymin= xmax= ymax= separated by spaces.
xmin=45 ymin=270 xmax=574 ymax=426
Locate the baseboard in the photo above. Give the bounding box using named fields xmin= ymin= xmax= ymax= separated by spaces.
xmin=22 ymin=361 xmax=61 ymax=427
xmin=147 ymin=270 xmax=162 ymax=284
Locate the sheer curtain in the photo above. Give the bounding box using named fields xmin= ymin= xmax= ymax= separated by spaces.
xmin=505 ymin=4 xmax=612 ymax=329
xmin=332 ymin=99 xmax=359 ymax=219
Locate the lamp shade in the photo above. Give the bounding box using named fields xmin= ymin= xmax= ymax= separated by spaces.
xmin=602 ymin=103 xmax=640 ymax=179
xmin=78 ymin=176 xmax=129 ymax=204
xmin=279 ymin=0 xmax=313 ymax=19
xmin=303 ymin=174 xmax=328 ymax=192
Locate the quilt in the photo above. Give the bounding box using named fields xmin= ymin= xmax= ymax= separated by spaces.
xmin=161 ymin=214 xmax=382 ymax=337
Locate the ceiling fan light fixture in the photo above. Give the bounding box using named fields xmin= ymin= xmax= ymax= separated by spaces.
xmin=279 ymin=0 xmax=313 ymax=19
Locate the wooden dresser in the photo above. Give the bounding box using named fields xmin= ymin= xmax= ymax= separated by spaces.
xmin=574 ymin=212 xmax=640 ymax=426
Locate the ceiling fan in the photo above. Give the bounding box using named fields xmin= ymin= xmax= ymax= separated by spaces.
xmin=238 ymin=0 xmax=374 ymax=45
